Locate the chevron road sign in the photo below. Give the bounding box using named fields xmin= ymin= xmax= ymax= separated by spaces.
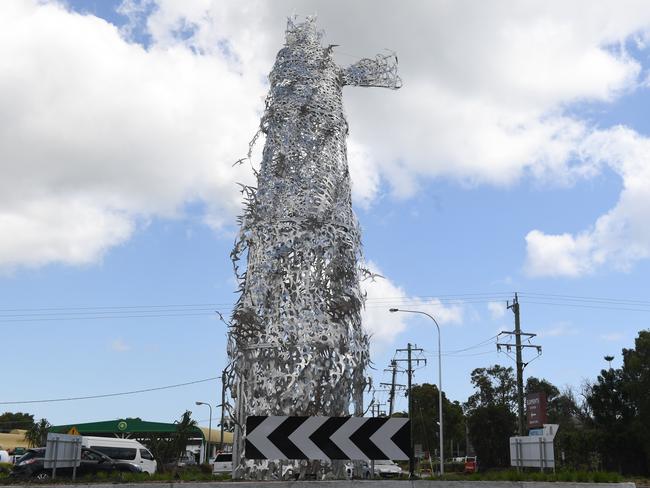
xmin=245 ymin=416 xmax=410 ymax=460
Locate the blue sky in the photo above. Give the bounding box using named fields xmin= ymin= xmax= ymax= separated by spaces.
xmin=2 ymin=0 xmax=650 ymax=428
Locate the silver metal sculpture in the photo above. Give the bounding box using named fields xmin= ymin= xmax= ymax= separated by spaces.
xmin=227 ymin=17 xmax=400 ymax=479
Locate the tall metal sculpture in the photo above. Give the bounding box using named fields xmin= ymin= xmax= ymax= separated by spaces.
xmin=228 ymin=17 xmax=400 ymax=479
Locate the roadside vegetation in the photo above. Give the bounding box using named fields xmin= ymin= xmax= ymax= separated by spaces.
xmin=0 ymin=465 xmax=231 ymax=484
xmin=425 ymin=469 xmax=624 ymax=483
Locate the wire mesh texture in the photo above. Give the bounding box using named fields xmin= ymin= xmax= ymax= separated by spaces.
xmin=227 ymin=17 xmax=400 ymax=479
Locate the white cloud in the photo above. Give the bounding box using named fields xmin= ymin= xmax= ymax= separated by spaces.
xmin=110 ymin=338 xmax=130 ymax=352
xmin=487 ymin=301 xmax=506 ymax=319
xmin=3 ymin=0 xmax=650 ymax=270
xmin=525 ymin=127 xmax=650 ymax=277
xmin=361 ymin=262 xmax=463 ymax=351
xmin=525 ymin=230 xmax=595 ymax=277
xmin=0 ymin=198 xmax=133 ymax=269
xmin=0 ymin=0 xmax=260 ymax=269
xmin=538 ymin=322 xmax=579 ymax=338
xmin=600 ymin=332 xmax=625 ymax=341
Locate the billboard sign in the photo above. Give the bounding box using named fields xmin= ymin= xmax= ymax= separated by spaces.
xmin=44 ymin=433 xmax=82 ymax=480
xmin=526 ymin=392 xmax=547 ymax=429
xmin=510 ymin=435 xmax=555 ymax=469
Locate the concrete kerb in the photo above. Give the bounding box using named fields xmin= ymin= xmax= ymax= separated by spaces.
xmin=0 ymin=481 xmax=636 ymax=488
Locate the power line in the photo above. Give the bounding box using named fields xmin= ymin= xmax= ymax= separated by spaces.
xmin=3 ymin=291 xmax=650 ymax=323
xmin=518 ymin=292 xmax=650 ymax=306
xmin=0 ymin=377 xmax=220 ymax=405
xmin=0 ymin=312 xmax=217 ymax=323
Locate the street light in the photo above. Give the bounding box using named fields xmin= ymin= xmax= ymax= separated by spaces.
xmin=389 ymin=308 xmax=444 ymax=476
xmin=195 ymin=401 xmax=212 ymax=464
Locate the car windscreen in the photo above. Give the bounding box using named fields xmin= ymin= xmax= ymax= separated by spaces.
xmin=215 ymin=454 xmax=232 ymax=462
xmin=90 ymin=446 xmax=137 ymax=460
xmin=18 ymin=450 xmax=44 ymax=461
xmin=140 ymin=449 xmax=154 ymax=460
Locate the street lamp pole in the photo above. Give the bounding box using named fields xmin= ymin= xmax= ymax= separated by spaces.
xmin=390 ymin=308 xmax=444 ymax=476
xmin=195 ymin=401 xmax=212 ymax=464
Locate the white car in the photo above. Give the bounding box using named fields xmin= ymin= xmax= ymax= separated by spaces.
xmin=212 ymin=452 xmax=232 ymax=475
xmin=372 ymin=460 xmax=403 ymax=478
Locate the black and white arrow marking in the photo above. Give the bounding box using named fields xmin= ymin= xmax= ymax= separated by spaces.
xmin=245 ymin=416 xmax=410 ymax=460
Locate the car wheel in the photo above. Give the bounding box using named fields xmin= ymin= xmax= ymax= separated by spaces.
xmin=33 ymin=471 xmax=50 ymax=481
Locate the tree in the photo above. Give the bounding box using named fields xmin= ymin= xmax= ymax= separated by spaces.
xmin=526 ymin=377 xmax=595 ymax=470
xmin=464 ymin=365 xmax=517 ymax=469
xmin=144 ymin=410 xmax=199 ymax=471
xmin=525 ymin=376 xmax=583 ymax=425
xmin=24 ymin=418 xmax=51 ymax=447
xmin=465 ymin=365 xmax=516 ymax=411
xmin=409 ymin=383 xmax=466 ymax=459
xmin=0 ymin=412 xmax=35 ymax=433
xmin=466 ymin=404 xmax=516 ymax=468
xmin=586 ymin=330 xmax=650 ymax=475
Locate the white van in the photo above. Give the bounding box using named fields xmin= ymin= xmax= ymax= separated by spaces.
xmin=81 ymin=436 xmax=157 ymax=474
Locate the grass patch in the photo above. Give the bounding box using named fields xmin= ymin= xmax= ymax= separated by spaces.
xmin=0 ymin=465 xmax=232 ymax=484
xmin=426 ymin=469 xmax=624 ymax=483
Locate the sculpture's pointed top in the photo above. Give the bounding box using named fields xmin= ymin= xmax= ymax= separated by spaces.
xmin=285 ymin=16 xmax=323 ymax=48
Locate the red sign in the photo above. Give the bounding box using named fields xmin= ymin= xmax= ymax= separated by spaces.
xmin=526 ymin=392 xmax=547 ymax=429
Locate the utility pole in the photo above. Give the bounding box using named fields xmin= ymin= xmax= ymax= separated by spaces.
xmin=381 ymin=360 xmax=405 ymax=416
xmin=395 ymin=343 xmax=426 ymax=478
xmin=497 ymin=293 xmax=542 ymax=436
xmin=219 ymin=372 xmax=226 ymax=451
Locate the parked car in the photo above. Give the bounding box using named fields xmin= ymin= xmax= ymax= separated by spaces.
xmin=10 ymin=447 xmax=142 ymax=480
xmin=178 ymin=450 xmax=198 ymax=467
xmin=212 ymin=452 xmax=232 ymax=474
xmin=82 ymin=436 xmax=157 ymax=474
xmin=464 ymin=456 xmax=478 ymax=473
xmin=345 ymin=461 xmax=370 ymax=479
xmin=10 ymin=447 xmax=27 ymax=464
xmin=372 ymin=460 xmax=403 ymax=478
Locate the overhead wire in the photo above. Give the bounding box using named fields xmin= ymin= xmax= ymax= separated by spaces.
xmin=2 ymin=291 xmax=650 ymax=324
xmin=0 ymin=377 xmax=220 ymax=405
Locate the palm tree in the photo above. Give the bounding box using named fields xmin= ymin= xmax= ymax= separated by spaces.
xmin=604 ymin=355 xmax=614 ymax=369
xmin=173 ymin=410 xmax=198 ymax=461
xmin=24 ymin=418 xmax=51 ymax=447
xmin=145 ymin=410 xmax=199 ymax=471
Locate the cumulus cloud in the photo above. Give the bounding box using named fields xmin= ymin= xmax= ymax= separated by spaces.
xmin=525 ymin=127 xmax=650 ymax=277
xmin=361 ymin=262 xmax=463 ymax=350
xmin=3 ymin=0 xmax=650 ymax=270
xmin=0 ymin=0 xmax=260 ymax=269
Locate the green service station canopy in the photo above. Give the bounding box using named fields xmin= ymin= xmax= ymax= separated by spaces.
xmin=50 ymin=418 xmax=206 ymax=439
